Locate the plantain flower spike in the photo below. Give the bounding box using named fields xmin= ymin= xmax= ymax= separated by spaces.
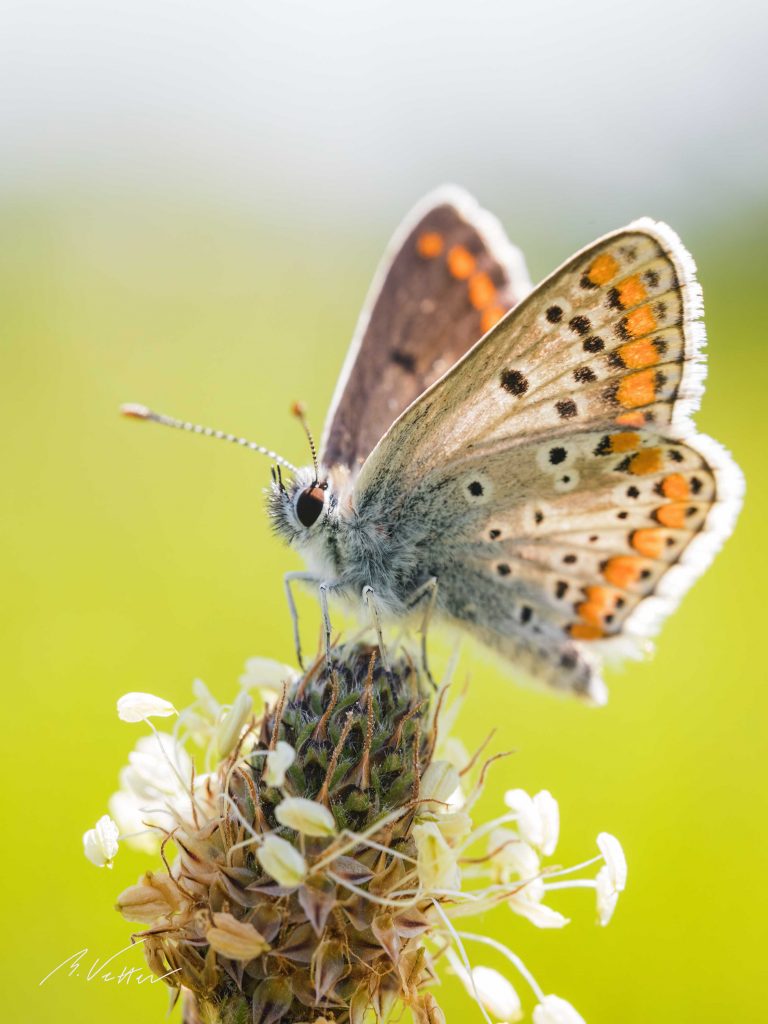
xmin=87 ymin=641 xmax=627 ymax=1022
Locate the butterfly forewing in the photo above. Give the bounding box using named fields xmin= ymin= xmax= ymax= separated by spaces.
xmin=360 ymin=220 xmax=709 ymax=487
xmin=319 ymin=187 xmax=531 ymax=472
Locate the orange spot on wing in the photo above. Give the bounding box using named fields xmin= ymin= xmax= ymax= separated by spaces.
xmin=661 ymin=474 xmax=690 ymax=500
xmin=609 ymin=432 xmax=641 ymax=453
xmin=616 ymin=411 xmax=646 ymax=427
xmin=468 ymin=272 xmax=496 ymax=310
xmin=631 ymin=528 xmax=665 ymax=558
xmin=603 ymin=555 xmax=645 ymax=589
xmin=447 ymin=245 xmax=476 ymax=279
xmin=655 ymin=502 xmax=688 ymax=528
xmin=624 ymin=304 xmax=657 ymax=338
xmin=569 ymin=623 xmax=605 ymax=640
xmin=587 ymin=253 xmax=619 ymax=286
xmin=577 ymin=586 xmax=616 ymax=627
xmin=629 ymin=447 xmax=663 ymax=475
xmin=417 ymin=232 xmax=444 ymax=258
xmin=480 ymin=304 xmax=506 ymax=333
xmin=617 ymin=338 xmax=659 ymax=369
xmin=577 ymin=603 xmax=603 ymax=626
xmin=616 ymin=369 xmax=656 ymax=409
xmin=617 ymin=275 xmax=648 ymax=308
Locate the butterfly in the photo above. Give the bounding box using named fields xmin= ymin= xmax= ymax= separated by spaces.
xmin=124 ymin=187 xmax=743 ymax=704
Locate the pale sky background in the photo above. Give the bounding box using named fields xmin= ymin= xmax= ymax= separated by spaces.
xmin=1 ymin=0 xmax=766 ymax=235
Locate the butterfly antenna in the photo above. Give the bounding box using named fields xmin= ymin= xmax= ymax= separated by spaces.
xmin=120 ymin=403 xmax=300 ymax=474
xmin=291 ymin=401 xmax=320 ymax=482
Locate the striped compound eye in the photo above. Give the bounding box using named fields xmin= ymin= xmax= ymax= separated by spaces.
xmin=296 ymin=485 xmax=325 ymax=528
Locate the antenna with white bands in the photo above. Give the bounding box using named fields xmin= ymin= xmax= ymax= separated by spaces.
xmin=120 ymin=403 xmax=299 ymax=474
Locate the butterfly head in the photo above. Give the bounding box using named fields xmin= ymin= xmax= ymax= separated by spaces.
xmin=266 ymin=401 xmax=338 ymax=547
xmin=267 ymin=464 xmax=333 ymax=545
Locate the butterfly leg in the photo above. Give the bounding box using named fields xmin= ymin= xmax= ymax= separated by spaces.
xmin=283 ymin=571 xmax=324 ymax=669
xmin=361 ymin=585 xmax=390 ymax=672
xmin=318 ymin=580 xmax=344 ymax=672
xmin=406 ymin=576 xmax=439 ymax=687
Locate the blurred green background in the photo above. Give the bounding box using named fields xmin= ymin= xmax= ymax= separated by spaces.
xmin=2 ymin=2 xmax=767 ymax=1022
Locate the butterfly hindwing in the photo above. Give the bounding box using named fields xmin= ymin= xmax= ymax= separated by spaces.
xmin=357 ymin=219 xmax=742 ymax=698
xmin=442 ymin=429 xmax=726 ymax=632
xmin=395 ymin=425 xmax=737 ymax=701
xmin=319 ymin=186 xmax=531 ymax=472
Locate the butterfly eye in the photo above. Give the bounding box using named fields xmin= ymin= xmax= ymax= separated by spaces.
xmin=296 ymin=485 xmax=325 ymax=528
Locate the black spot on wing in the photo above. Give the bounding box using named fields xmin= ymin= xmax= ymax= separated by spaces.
xmin=569 ymin=315 xmax=592 ymax=336
xmin=583 ymin=336 xmax=605 ymax=353
xmin=390 ymin=350 xmax=416 ymax=372
xmin=573 ymin=366 xmax=597 ymax=384
xmin=594 ymin=435 xmax=612 ymax=456
xmin=500 ymin=369 xmax=529 ymax=396
xmin=644 ymin=269 xmax=660 ymax=288
xmin=549 ymin=446 xmax=567 ymax=465
xmin=607 ymin=287 xmax=623 ymax=311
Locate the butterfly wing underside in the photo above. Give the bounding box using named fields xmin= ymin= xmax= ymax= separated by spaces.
xmin=319 ymin=187 xmax=531 ymax=472
xmin=357 ymin=219 xmax=743 ymax=701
